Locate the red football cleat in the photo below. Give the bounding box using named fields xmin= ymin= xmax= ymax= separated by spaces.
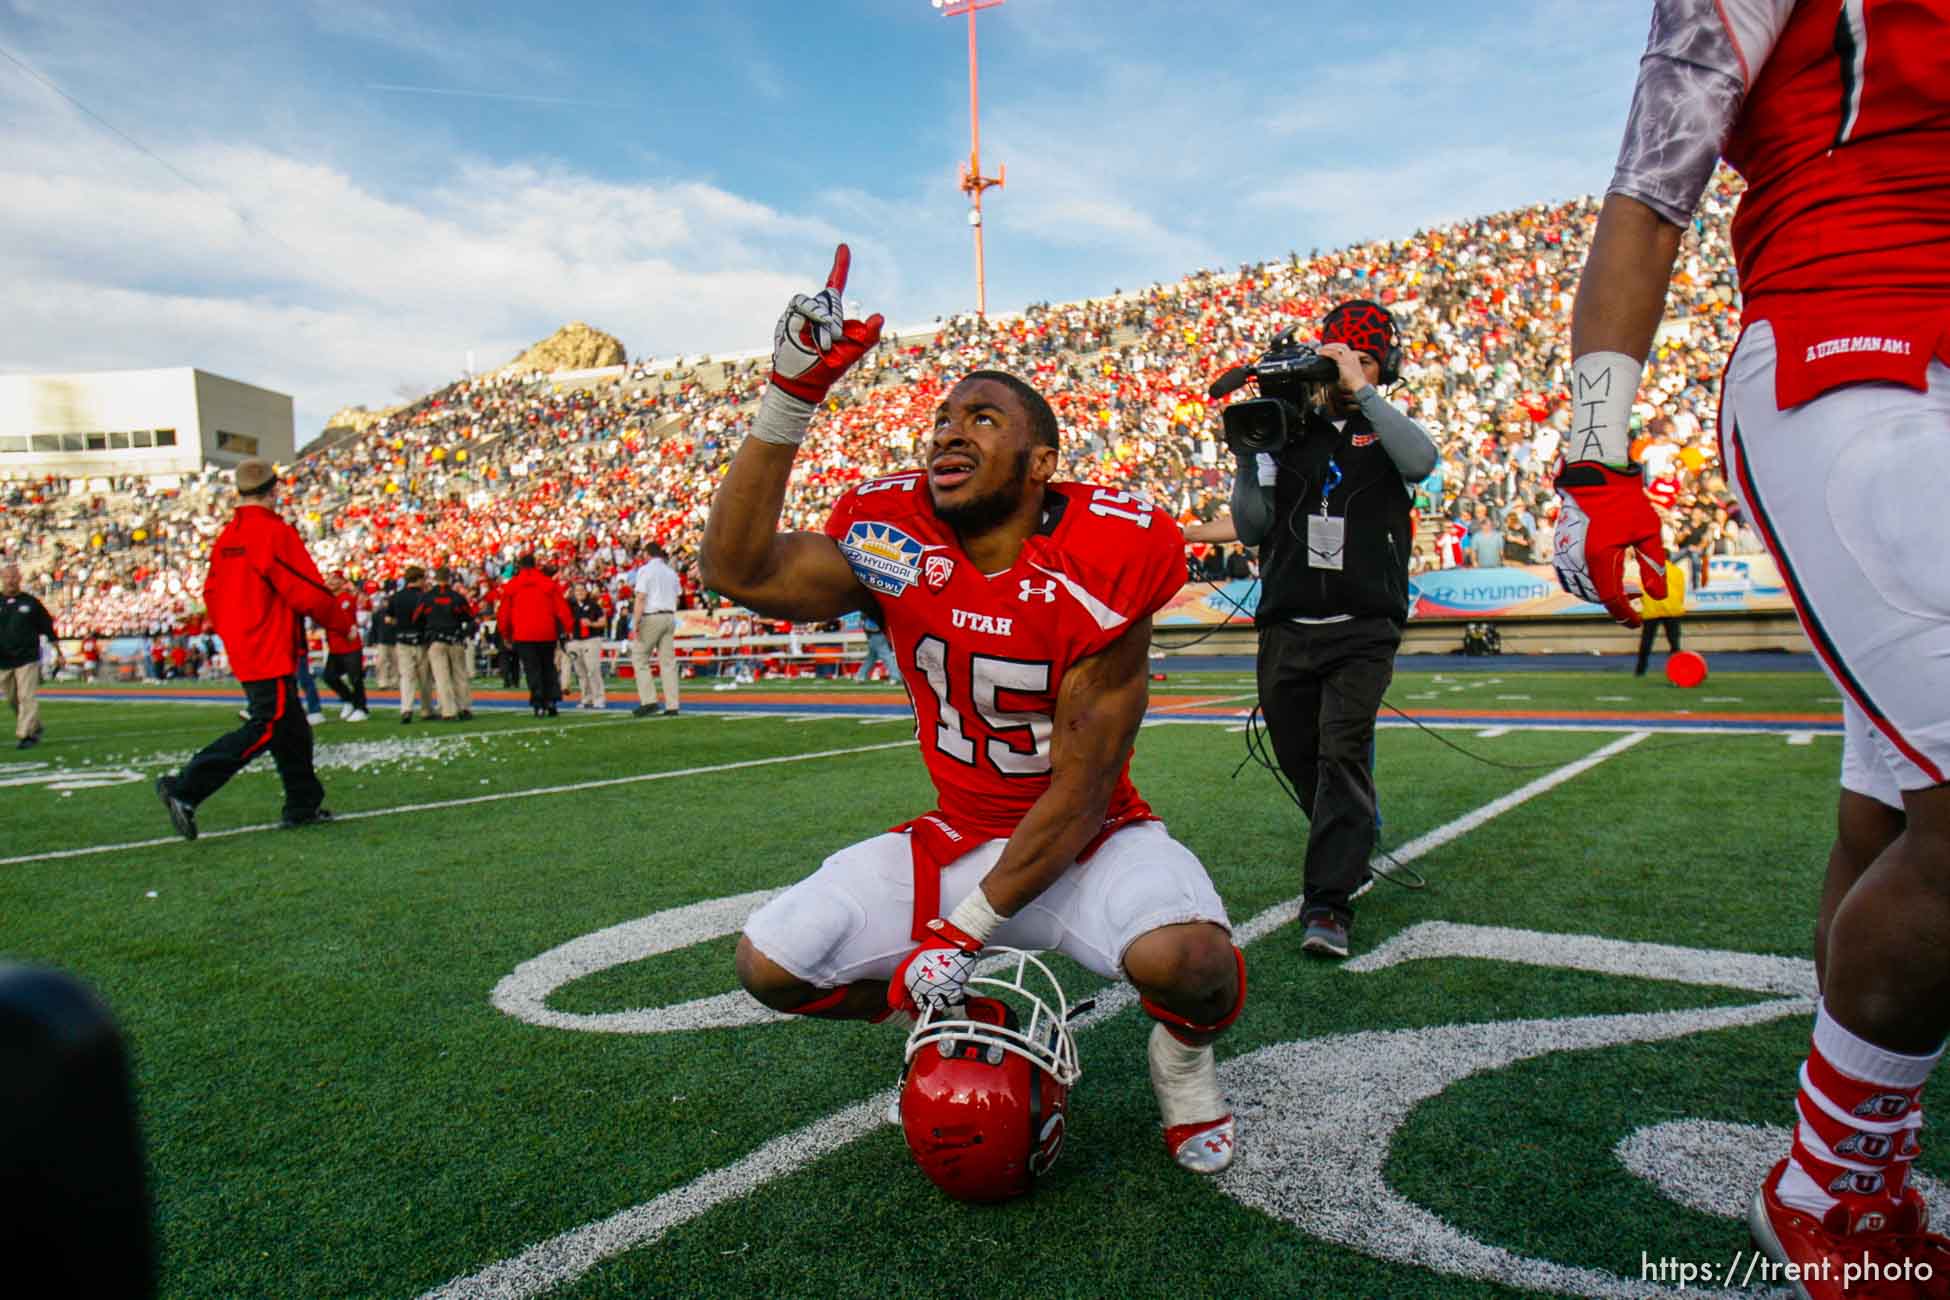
xmin=1164 ymin=1115 xmax=1236 ymax=1175
xmin=1750 ymin=1159 xmax=1950 ymax=1298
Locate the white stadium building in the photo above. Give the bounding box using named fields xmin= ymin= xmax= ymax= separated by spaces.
xmin=0 ymin=367 xmax=294 ymax=482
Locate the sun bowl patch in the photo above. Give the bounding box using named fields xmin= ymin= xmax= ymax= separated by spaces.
xmin=840 ymin=521 xmax=925 ymax=596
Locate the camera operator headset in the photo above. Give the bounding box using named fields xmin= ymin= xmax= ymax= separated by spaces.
xmin=1213 ymin=299 xmax=1436 ymax=957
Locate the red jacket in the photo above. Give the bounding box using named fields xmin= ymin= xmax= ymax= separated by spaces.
xmin=324 ymin=591 xmax=363 ymax=655
xmin=202 ymin=504 xmax=350 ymax=681
xmin=496 ymin=568 xmax=572 ymax=642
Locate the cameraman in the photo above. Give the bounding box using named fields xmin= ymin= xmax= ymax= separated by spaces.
xmin=1226 ymin=301 xmax=1435 ymax=959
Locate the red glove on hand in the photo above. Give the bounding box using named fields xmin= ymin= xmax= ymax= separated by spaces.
xmin=769 ymin=244 xmax=885 ymax=404
xmin=888 ymin=916 xmax=983 ymax=1016
xmin=1551 ymin=461 xmax=1668 ymax=628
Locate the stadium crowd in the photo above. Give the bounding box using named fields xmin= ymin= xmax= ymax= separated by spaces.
xmin=0 ymin=170 xmax=1755 ymax=641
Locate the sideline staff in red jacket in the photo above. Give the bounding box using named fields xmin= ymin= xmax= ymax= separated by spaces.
xmin=496 ymin=554 xmax=572 ymax=717
xmin=156 ymin=459 xmax=352 ymax=840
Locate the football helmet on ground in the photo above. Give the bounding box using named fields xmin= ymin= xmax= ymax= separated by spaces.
xmin=898 ymin=948 xmax=1083 ymax=1203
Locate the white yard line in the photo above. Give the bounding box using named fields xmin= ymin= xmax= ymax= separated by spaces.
xmin=421 ymin=730 xmax=1652 ymax=1300
xmin=0 ymin=740 xmax=917 ymax=867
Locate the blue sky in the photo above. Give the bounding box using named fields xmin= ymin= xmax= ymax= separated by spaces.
xmin=0 ymin=0 xmax=1654 ymax=442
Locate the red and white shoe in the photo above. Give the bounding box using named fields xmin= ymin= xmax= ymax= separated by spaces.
xmin=1147 ymin=1022 xmax=1236 ymax=1175
xmin=1164 ymin=1115 xmax=1236 ymax=1174
xmin=1750 ymin=1159 xmax=1950 ymax=1299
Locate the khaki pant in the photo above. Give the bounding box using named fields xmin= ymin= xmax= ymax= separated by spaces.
xmin=371 ymin=643 xmax=396 ymax=689
xmin=2 ymin=662 xmax=42 ymax=740
xmin=567 ymin=638 xmax=606 ymax=707
xmin=396 ymin=644 xmax=436 ymax=717
xmin=632 ymin=613 xmax=679 ymax=711
xmin=428 ymin=641 xmax=472 ymax=718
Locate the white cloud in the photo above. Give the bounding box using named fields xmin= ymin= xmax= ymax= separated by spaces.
xmin=0 ymin=91 xmax=861 ymax=441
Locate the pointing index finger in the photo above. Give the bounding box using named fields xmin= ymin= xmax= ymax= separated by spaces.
xmin=826 ymin=243 xmax=851 ymax=295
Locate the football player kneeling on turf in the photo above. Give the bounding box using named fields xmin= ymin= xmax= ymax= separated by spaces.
xmin=703 ymin=246 xmax=1246 ymax=1194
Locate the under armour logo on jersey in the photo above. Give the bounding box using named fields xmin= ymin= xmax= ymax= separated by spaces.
xmin=1018 ymin=579 xmax=1056 ymax=604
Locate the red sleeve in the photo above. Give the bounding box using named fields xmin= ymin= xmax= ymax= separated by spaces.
xmin=1065 ymin=491 xmax=1185 ymax=661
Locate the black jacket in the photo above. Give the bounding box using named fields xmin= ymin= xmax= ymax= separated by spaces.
xmin=1254 ymin=406 xmax=1415 ymax=625
xmin=0 ymin=591 xmax=57 ymax=670
xmin=567 ymin=597 xmax=606 ymax=640
xmin=421 ymin=586 xmax=476 ymax=643
xmin=387 ymin=587 xmax=428 ymax=646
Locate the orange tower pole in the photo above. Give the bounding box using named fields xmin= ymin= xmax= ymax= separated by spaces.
xmin=936 ymin=0 xmax=1005 ymax=315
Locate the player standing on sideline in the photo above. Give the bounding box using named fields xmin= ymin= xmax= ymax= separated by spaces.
xmin=702 ymin=247 xmax=1246 ymax=1174
xmin=155 ymin=460 xmax=351 ymax=839
xmin=1557 ymin=3 xmax=1950 ymax=1290
xmin=318 ymin=573 xmax=369 ymax=722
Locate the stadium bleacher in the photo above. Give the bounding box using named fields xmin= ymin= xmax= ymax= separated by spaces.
xmin=1 ymin=171 xmax=1750 ymax=642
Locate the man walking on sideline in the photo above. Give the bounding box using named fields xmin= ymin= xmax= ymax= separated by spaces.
xmin=1 ymin=564 xmax=61 ymax=750
xmin=318 ymin=573 xmax=369 ymax=721
xmin=497 ymin=554 xmax=572 ymax=717
xmin=630 ymin=541 xmax=681 ymax=718
xmin=156 ymin=459 xmax=351 ymax=839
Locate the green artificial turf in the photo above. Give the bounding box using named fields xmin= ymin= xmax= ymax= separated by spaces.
xmin=0 ymin=666 xmax=1858 ymax=1298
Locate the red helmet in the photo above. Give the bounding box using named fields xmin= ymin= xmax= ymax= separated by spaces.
xmin=898 ymin=948 xmax=1083 ymax=1203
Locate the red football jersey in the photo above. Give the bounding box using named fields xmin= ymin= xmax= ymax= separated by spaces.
xmin=1611 ymin=0 xmax=1950 ymax=401
xmin=824 ymin=477 xmax=1186 ymax=839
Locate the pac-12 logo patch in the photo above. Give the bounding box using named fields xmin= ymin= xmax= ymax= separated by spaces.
xmin=840 ymin=521 xmax=925 ymax=596
xmin=924 ymin=554 xmax=955 ymax=592
xmin=1350 ymin=432 xmax=1377 ymax=447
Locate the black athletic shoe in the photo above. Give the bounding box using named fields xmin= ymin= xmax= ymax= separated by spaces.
xmin=280 ymin=807 xmax=336 ymax=830
xmin=655 ymin=709 xmax=680 ymax=718
xmin=458 ymin=710 xmax=474 ymax=721
xmin=400 ymin=714 xmax=413 ymax=725
xmin=633 ymin=703 xmax=665 ymax=718
xmin=155 ymin=776 xmax=198 ymax=841
xmin=16 ymin=735 xmax=37 ymax=750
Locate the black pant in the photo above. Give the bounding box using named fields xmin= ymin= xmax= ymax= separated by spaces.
xmin=499 ymin=641 xmax=522 ymax=688
xmin=173 ymin=675 xmax=323 ymax=818
xmin=515 ymin=641 xmax=559 ymax=711
xmin=1256 ymin=616 xmax=1400 ymax=922
xmin=1636 ymin=618 xmax=1682 ymax=675
xmin=319 ymin=650 xmax=367 ymax=713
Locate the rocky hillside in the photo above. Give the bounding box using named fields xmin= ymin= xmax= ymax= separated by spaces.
xmin=507 ymin=321 xmax=626 ymax=373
